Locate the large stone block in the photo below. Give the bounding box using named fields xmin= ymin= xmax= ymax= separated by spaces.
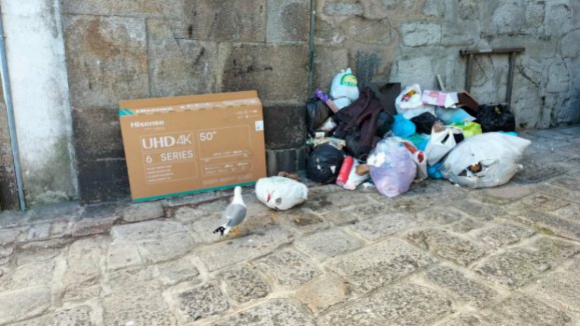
xmin=313 ymin=47 xmax=349 ymax=90
xmin=341 ymin=17 xmax=396 ymax=44
xmin=295 ymin=274 xmax=350 ymax=313
xmin=527 ymin=257 xmax=580 ymax=314
xmin=319 ymin=283 xmax=452 ymax=326
xmin=561 ymin=29 xmax=580 ymax=58
xmin=326 ymin=238 xmax=437 ymax=294
xmin=471 ymin=223 xmax=535 ymax=249
xmin=295 ymin=228 xmax=364 ymax=261
xmin=359 ymin=0 xmax=418 ymax=20
xmin=196 ymin=228 xmax=294 ymax=271
xmin=64 ymin=15 xmax=149 ymax=108
xmin=213 ymin=299 xmax=316 ymax=326
xmin=350 ymin=47 xmax=397 ymax=85
xmin=266 ymin=148 xmax=307 ymax=175
xmin=221 ymin=44 xmax=308 ymax=105
xmin=253 ymin=249 xmax=321 ymax=287
xmin=475 ymin=237 xmax=580 ymax=289
xmin=544 ymin=2 xmax=576 ymax=38
xmin=323 ymin=3 xmax=363 ymax=16
xmin=423 ymin=0 xmax=445 ymax=16
xmin=488 ymin=295 xmax=572 ymax=326
xmin=76 ymin=158 xmax=130 ymax=204
xmin=72 ymin=107 xmax=124 ymax=162
xmin=147 ymin=20 xmax=219 ymax=97
xmin=0 ymin=91 xmax=18 ymax=210
xmin=182 ymin=0 xmax=266 ymax=42
xmin=348 ymin=213 xmax=417 ymax=241
xmin=267 ymin=0 xmax=310 ymax=42
xmin=424 ymin=266 xmax=498 ymax=308
xmin=221 ymin=266 xmax=269 ymax=303
xmin=103 ymin=284 xmax=176 ymax=325
xmin=62 ymin=0 xmax=184 ymax=17
xmin=0 ymin=287 xmax=51 ymax=324
xmin=64 ymin=237 xmax=108 ymax=300
xmin=406 ymin=229 xmax=488 ymax=266
xmin=172 ymin=283 xmax=229 ymax=322
xmin=510 ymin=210 xmax=580 ymax=241
xmin=263 ymin=105 xmax=306 ymax=150
xmin=401 ymin=21 xmax=442 ymax=47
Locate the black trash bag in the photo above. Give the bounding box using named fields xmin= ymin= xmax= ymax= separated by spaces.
xmin=452 ymin=129 xmax=465 ymax=144
xmin=306 ymin=98 xmax=332 ymax=137
xmin=477 ymin=104 xmax=516 ymax=132
xmin=306 ymin=144 xmax=344 ymax=184
xmin=411 ymin=112 xmax=438 ymax=134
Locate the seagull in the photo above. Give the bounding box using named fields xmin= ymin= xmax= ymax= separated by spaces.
xmin=213 ymin=186 xmax=247 ymax=236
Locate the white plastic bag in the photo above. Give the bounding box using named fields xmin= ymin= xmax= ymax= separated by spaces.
xmin=395 ymin=84 xmax=436 ymax=120
xmin=398 ymin=138 xmax=427 ymax=182
xmin=425 ymin=127 xmax=457 ymax=165
xmin=333 ymin=97 xmax=352 ymax=110
xmin=368 ymin=138 xmax=417 ymax=197
xmin=330 ymin=68 xmax=359 ymax=102
xmin=441 ymin=133 xmax=531 ymax=188
xmin=343 ymin=159 xmax=369 ymax=190
xmin=255 ymin=176 xmax=308 ymax=210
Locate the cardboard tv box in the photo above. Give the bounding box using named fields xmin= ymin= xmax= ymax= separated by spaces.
xmin=118 ymin=91 xmax=266 ymax=202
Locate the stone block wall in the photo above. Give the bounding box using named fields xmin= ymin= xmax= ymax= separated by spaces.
xmin=314 ymin=0 xmax=580 ymax=128
xmin=61 ymin=0 xmax=311 ymax=203
xmin=0 ymin=83 xmax=18 ymax=210
xmin=58 ymin=0 xmax=580 ymax=204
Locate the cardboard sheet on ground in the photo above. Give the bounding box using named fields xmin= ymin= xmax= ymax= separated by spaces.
xmin=119 ymin=91 xmax=266 ymax=202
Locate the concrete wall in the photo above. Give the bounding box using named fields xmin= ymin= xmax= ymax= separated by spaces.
xmin=1 ymin=0 xmax=77 ymax=207
xmin=2 ymin=0 xmax=576 ymax=205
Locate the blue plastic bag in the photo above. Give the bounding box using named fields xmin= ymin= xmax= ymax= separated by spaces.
xmin=392 ymin=115 xmax=416 ymax=138
xmin=428 ymin=162 xmax=444 ymax=179
xmin=403 ymin=133 xmax=430 ymax=152
xmin=498 ymin=131 xmax=518 ymax=137
xmin=435 ymin=108 xmax=476 ymax=125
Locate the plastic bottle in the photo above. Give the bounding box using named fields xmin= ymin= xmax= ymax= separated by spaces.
xmin=336 ymin=156 xmax=354 ymax=187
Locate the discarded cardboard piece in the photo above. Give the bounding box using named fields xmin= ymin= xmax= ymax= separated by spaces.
xmin=422 ymin=90 xmax=459 ymax=108
xmin=421 ymin=90 xmax=480 ymax=115
xmin=119 ymin=91 xmax=267 ymax=202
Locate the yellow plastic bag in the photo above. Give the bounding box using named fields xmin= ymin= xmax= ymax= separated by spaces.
xmin=450 ymin=122 xmax=482 ymax=138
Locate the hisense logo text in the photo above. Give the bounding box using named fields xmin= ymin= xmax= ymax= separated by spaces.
xmin=130 ymin=121 xmax=165 ymax=128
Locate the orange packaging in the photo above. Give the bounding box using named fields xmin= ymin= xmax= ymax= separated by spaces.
xmin=118 ymin=91 xmax=266 ymax=202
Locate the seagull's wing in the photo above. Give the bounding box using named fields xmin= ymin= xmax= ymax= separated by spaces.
xmin=223 ymin=204 xmax=247 ymax=227
xmin=224 ymin=203 xmax=243 ymax=219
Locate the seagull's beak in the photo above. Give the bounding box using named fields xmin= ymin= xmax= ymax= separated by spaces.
xmin=266 ymin=193 xmax=271 ymax=203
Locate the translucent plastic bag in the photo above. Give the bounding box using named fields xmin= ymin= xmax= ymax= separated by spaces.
xmin=367 ymin=138 xmax=417 ymax=197
xmin=395 ymin=84 xmax=436 ymax=120
xmin=441 ymin=133 xmax=531 ymax=188
xmin=256 ymin=176 xmax=309 ymax=210
xmin=330 ymin=68 xmax=360 ymax=102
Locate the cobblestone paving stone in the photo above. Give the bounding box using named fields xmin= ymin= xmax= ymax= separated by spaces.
xmin=0 ymin=127 xmax=580 ymax=325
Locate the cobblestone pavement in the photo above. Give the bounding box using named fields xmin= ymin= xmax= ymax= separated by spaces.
xmin=1 ymin=127 xmax=580 ymax=325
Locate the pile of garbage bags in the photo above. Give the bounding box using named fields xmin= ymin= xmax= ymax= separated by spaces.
xmin=303 ymin=68 xmax=530 ymax=198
